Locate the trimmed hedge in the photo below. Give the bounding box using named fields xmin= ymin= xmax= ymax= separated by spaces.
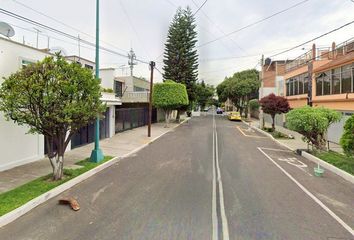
xmin=340 ymin=115 xmax=354 ymax=156
xmin=152 ymin=80 xmax=189 ymax=110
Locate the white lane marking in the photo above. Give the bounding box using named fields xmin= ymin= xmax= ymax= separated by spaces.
xmin=258 ymin=147 xmax=354 ymax=236
xmin=278 ymin=157 xmax=312 ymax=177
xmin=212 ymin=113 xmax=218 ymax=240
xmin=215 ymin=127 xmax=230 ymax=240
xmin=237 ymin=126 xmax=267 ymax=138
xmin=259 ymin=147 xmax=292 ymax=152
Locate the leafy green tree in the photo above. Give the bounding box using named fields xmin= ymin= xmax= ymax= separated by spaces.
xmin=249 ymin=99 xmax=260 ymax=111
xmin=286 ymin=106 xmax=341 ymax=150
xmin=152 ymin=80 xmax=189 ymax=126
xmin=216 ymin=69 xmax=259 ymax=117
xmin=163 ymin=6 xmax=198 ymax=119
xmin=340 ymin=115 xmax=354 ymax=156
xmin=0 ymin=54 xmax=105 ymax=180
xmin=195 ymin=80 xmax=214 ymax=110
xmin=259 ymin=93 xmax=290 ymax=131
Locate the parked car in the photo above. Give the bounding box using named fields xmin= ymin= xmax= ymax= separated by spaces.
xmin=216 ymin=107 xmax=223 ymax=114
xmin=227 ymin=111 xmax=241 ymax=121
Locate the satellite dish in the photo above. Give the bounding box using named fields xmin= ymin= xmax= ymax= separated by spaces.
xmin=0 ymin=22 xmax=15 ymax=38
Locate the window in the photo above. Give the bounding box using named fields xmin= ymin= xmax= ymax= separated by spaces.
xmin=331 ymin=68 xmax=341 ymax=94
xmin=114 ymin=81 xmax=123 ymax=97
xmin=286 ymin=80 xmax=290 ymax=96
xmin=304 ymin=75 xmax=309 ymax=95
xmin=299 ymin=74 xmax=304 ymax=94
xmin=341 ymin=64 xmax=352 ymax=94
xmin=21 ymin=59 xmax=34 ymax=68
xmin=84 ymin=64 xmax=93 ymax=70
xmin=316 ymin=74 xmax=323 ymax=96
xmin=294 ymin=76 xmax=299 ymax=95
xmin=352 ymin=63 xmax=354 ymax=92
xmin=133 ymin=86 xmax=147 ymax=92
xmin=323 ymin=71 xmax=331 ymax=95
xmin=289 ymin=79 xmax=293 ymax=96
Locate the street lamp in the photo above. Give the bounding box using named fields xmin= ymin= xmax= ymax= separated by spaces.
xmin=90 ymin=0 xmax=104 ymax=163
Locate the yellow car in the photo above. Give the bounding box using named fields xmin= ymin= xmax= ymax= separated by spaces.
xmin=227 ymin=111 xmax=242 ymax=121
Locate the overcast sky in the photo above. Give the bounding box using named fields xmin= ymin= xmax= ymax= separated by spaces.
xmin=1 ymin=0 xmax=354 ymax=86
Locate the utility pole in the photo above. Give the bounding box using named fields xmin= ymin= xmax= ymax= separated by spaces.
xmin=90 ymin=0 xmax=104 ymax=163
xmin=128 ymin=48 xmax=137 ymax=76
xmin=148 ymin=61 xmax=155 ymax=137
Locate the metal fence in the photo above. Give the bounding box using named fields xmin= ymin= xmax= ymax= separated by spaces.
xmin=115 ymin=107 xmax=157 ymax=133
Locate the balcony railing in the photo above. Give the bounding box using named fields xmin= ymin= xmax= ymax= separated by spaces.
xmin=285 ymin=47 xmax=331 ymax=72
xmin=121 ymin=91 xmax=149 ymax=103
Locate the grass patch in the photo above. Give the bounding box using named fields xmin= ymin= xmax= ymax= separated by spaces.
xmin=262 ymin=127 xmax=291 ymax=139
xmin=0 ymin=156 xmax=113 ymax=217
xmin=312 ymin=151 xmax=354 ymax=175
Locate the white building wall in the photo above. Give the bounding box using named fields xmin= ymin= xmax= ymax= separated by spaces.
xmin=259 ymin=87 xmax=276 ymax=99
xmin=100 ymin=69 xmax=115 ymax=89
xmin=0 ymin=39 xmax=49 ymax=171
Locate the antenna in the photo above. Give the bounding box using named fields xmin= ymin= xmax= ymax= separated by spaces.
xmin=0 ymin=22 xmax=15 ymax=38
xmin=128 ymin=48 xmax=137 ymax=76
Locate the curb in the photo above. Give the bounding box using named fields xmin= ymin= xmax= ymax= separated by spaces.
xmin=0 ymin=119 xmax=188 ymax=228
xmin=241 ymin=120 xmax=294 ymax=151
xmin=242 ymin=120 xmax=354 ymax=185
xmin=301 ymin=151 xmax=354 ymax=184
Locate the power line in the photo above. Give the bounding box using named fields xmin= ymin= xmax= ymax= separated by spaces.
xmin=191 ymin=0 xmax=246 ymax=54
xmin=269 ymin=19 xmax=354 ymax=58
xmin=11 ymin=0 xmax=129 ymax=54
xmin=197 ymin=0 xmax=310 ymax=48
xmin=192 ymin=0 xmax=208 ymax=16
xmin=119 ymin=0 xmax=151 ymax=59
xmin=0 ymin=7 xmax=150 ymax=64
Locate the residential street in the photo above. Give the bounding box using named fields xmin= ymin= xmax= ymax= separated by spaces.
xmin=0 ymin=114 xmax=353 ymax=240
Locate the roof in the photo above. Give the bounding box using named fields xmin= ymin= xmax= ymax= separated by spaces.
xmin=65 ymin=55 xmax=95 ymax=64
xmin=0 ymin=36 xmax=54 ymax=55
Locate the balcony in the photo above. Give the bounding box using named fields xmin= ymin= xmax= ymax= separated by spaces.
xmin=285 ymin=47 xmax=331 ymax=73
xmin=121 ymin=91 xmax=149 ymax=103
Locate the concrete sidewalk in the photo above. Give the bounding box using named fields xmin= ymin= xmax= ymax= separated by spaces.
xmin=247 ymin=118 xmax=343 ymax=152
xmin=0 ymin=122 xmax=179 ymax=193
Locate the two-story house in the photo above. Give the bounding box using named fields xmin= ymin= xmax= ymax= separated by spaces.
xmin=0 ymin=37 xmax=121 ymax=171
xmin=283 ymin=38 xmax=354 ymax=143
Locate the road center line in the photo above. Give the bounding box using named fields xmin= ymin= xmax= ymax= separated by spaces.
xmin=212 ymin=113 xmax=218 ymax=240
xmin=212 ymin=112 xmax=230 ymax=240
xmin=215 ymin=125 xmax=230 ymax=240
xmin=257 ymin=147 xmax=354 ymax=236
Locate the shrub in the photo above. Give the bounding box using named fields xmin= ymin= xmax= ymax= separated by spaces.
xmin=286 ymin=106 xmax=341 ymax=150
xmin=249 ymin=99 xmax=260 ymax=111
xmin=152 ymin=80 xmax=189 ymax=126
xmin=340 ymin=115 xmax=354 ymax=156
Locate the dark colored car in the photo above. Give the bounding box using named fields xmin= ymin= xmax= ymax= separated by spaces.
xmin=216 ymin=108 xmax=223 ymax=114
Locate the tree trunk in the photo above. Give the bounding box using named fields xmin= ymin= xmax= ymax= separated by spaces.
xmin=165 ymin=110 xmax=170 ymax=128
xmin=271 ymin=114 xmax=275 ymax=131
xmin=46 ymin=133 xmax=68 ymax=181
xmin=247 ymin=96 xmax=251 ymax=120
xmin=176 ymin=109 xmax=180 ymax=123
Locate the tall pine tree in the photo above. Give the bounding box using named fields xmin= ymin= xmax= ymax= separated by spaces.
xmin=163 ymin=7 xmax=198 ymax=113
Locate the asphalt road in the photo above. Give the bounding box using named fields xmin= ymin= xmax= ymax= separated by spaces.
xmin=0 ymin=114 xmax=353 ymax=240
